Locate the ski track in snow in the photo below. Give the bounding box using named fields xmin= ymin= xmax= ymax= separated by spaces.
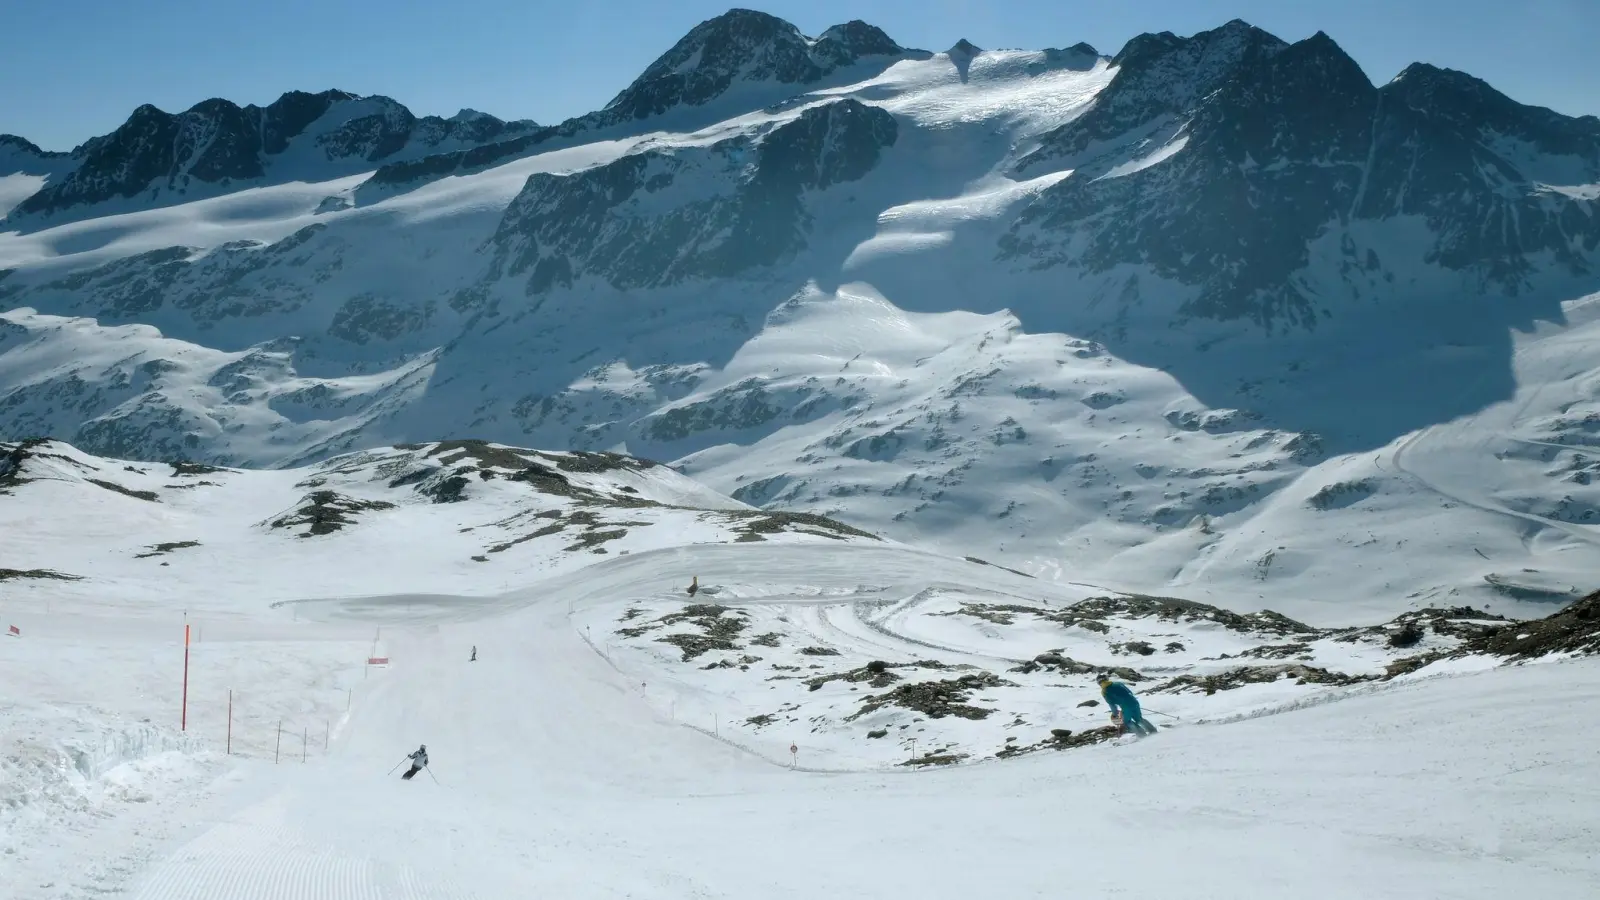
xmin=1 ymin=534 xmax=1596 ymax=897
xmin=128 ymin=794 xmax=477 ymax=900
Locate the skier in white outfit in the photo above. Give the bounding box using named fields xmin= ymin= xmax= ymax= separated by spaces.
xmin=401 ymin=744 xmax=428 ymax=780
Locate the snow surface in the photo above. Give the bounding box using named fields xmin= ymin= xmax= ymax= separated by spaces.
xmin=0 ymin=174 xmax=49 ymax=219
xmin=1 ymin=441 xmax=1596 ymax=897
xmin=3 ymin=550 xmax=1600 ymax=890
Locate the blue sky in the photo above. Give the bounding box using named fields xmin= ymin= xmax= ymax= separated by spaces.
xmin=4 ymin=0 xmax=1596 ymax=150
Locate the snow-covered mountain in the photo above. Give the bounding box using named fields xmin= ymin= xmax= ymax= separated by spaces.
xmin=3 ymin=9 xmax=1599 ymax=617
xmin=0 ymin=90 xmax=541 ymax=224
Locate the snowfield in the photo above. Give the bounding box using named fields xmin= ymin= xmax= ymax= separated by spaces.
xmin=3 ymin=440 xmax=1598 ymax=898
xmin=4 ymin=10 xmax=1600 ymax=897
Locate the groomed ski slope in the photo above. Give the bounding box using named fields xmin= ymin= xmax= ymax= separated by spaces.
xmin=8 ymin=543 xmax=1595 ymax=899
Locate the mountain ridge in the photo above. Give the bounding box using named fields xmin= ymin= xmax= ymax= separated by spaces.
xmin=0 ymin=88 xmax=543 ymax=225
xmin=2 ymin=9 xmax=1599 ymax=618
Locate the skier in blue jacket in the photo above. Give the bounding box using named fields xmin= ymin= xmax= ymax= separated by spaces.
xmin=1098 ymin=674 xmax=1157 ymax=736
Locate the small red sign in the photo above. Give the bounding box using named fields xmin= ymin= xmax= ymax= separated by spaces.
xmin=6 ymin=625 xmax=18 ymax=636
xmin=367 ymin=656 xmax=389 ymax=665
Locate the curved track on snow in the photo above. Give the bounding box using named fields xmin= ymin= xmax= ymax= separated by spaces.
xmin=1382 ymin=322 xmax=1600 ymax=555
xmin=90 ymin=541 xmax=1598 ymax=899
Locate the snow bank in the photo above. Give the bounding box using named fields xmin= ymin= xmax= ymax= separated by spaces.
xmin=0 ymin=704 xmax=211 ymax=853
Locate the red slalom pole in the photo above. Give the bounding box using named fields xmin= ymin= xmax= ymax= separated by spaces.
xmin=181 ymin=624 xmax=191 ymax=731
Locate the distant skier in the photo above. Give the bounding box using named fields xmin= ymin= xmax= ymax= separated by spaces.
xmin=401 ymin=744 xmax=429 ymax=780
xmin=1098 ymin=674 xmax=1157 ymax=736
xmin=470 ymin=645 xmax=477 ymax=662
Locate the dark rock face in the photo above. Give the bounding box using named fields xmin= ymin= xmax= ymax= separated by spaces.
xmin=329 ymin=294 xmax=436 ymax=345
xmin=601 ymin=9 xmax=903 ymax=121
xmin=261 ymin=90 xmax=351 ymax=154
xmin=1463 ymin=589 xmax=1600 ymax=658
xmin=360 ymin=127 xmax=562 ymax=191
xmin=365 ymin=10 xmax=911 ymax=190
xmin=27 ymin=104 xmax=188 ymax=213
xmin=5 ymin=90 xmax=539 ymax=221
xmin=183 ymin=98 xmax=268 ymax=183
xmin=1002 ymin=24 xmax=1600 ymax=330
xmin=21 ymin=224 xmax=335 ymax=327
xmin=486 ymin=98 xmax=897 ymax=294
xmin=1020 ymin=20 xmax=1289 ymax=174
xmin=1360 ymin=64 xmax=1600 ymax=280
xmin=811 ymin=20 xmax=904 ymax=66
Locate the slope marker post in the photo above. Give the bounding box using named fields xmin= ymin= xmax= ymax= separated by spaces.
xmin=181 ymin=624 xmax=191 ymax=731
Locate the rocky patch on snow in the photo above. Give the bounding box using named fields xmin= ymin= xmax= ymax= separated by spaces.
xmin=617 ymin=604 xmax=753 ymax=662
xmin=585 ymin=581 xmax=1599 ymax=769
xmin=267 ymin=491 xmax=398 ymax=537
xmin=848 ymin=671 xmax=1014 ymax=722
xmin=134 ymin=540 xmax=202 ymax=559
xmin=0 ymin=438 xmax=889 ymax=615
xmin=728 ymin=510 xmax=881 ymax=543
xmin=0 ymin=567 xmax=82 ymax=582
xmin=85 ymin=477 xmax=161 ymax=502
xmin=940 ymin=593 xmax=1319 ymax=639
xmin=1451 ymin=590 xmax=1599 ymax=661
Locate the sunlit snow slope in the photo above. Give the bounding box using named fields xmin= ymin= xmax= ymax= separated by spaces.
xmin=4 ymin=531 xmax=1596 ymax=899
xmin=4 ymin=440 xmax=1599 ymax=896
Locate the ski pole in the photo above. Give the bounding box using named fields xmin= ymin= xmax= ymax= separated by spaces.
xmin=387 ymin=757 xmax=409 ymax=775
xmin=1144 ymin=708 xmax=1181 ymax=720
xmin=424 ymin=765 xmax=441 ymax=786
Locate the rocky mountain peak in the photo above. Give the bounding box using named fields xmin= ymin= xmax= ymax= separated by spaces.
xmin=814 ymin=20 xmax=902 ymax=60
xmin=1003 ymin=18 xmax=1598 ymax=329
xmin=0 ymin=134 xmax=49 ymax=153
xmin=0 ymin=134 xmax=71 ymax=176
xmin=1383 ymin=62 xmax=1600 ymax=162
xmin=1022 ymin=18 xmax=1289 ymax=172
xmin=361 ymin=11 xmax=915 ymax=194
xmin=1385 ymin=62 xmax=1515 ymax=121
xmin=1264 ymin=30 xmax=1374 ymax=100
xmin=1111 ymin=18 xmax=1283 ymax=71
xmin=601 ymin=9 xmax=906 ymax=124
xmin=260 ymin=89 xmax=358 ymax=154
xmin=3 ymin=88 xmax=540 ymax=225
